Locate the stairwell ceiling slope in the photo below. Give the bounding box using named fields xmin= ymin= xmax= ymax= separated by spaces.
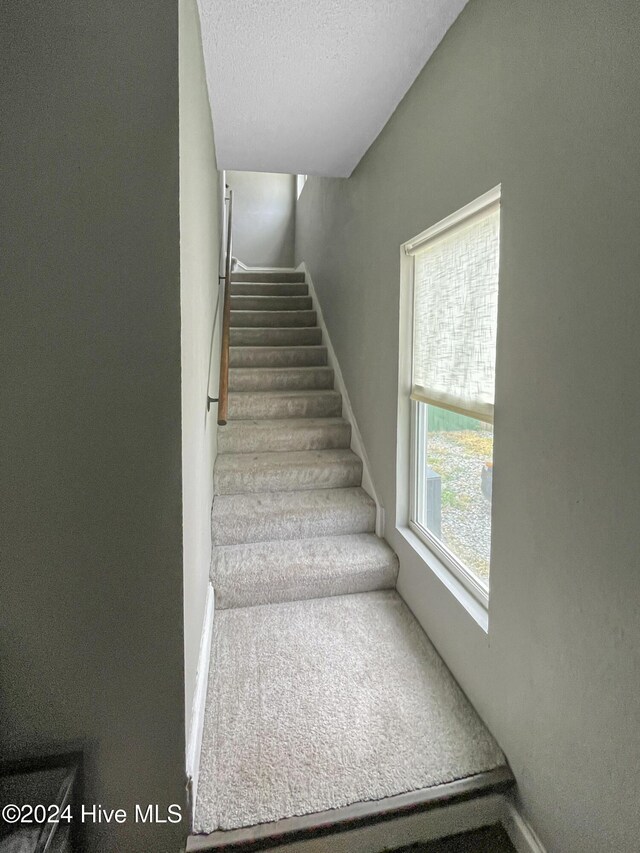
xmin=196 ymin=0 xmax=469 ymax=177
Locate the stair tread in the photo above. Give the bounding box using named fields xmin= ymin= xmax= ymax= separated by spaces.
xmin=212 ymin=533 xmax=398 ymax=609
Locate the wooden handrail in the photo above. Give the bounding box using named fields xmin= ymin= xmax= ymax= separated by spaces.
xmin=217 ymin=189 xmax=233 ymax=426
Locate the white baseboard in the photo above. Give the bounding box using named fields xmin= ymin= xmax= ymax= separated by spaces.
xmin=297 ymin=262 xmax=384 ymax=537
xmin=186 ymin=583 xmax=215 ymax=821
xmin=500 ymin=798 xmax=547 ymax=853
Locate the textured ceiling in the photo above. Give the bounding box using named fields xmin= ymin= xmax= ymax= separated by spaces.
xmin=196 ymin=0 xmax=469 ymax=178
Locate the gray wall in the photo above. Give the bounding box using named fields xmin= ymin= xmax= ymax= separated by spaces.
xmin=295 ymin=1 xmax=640 ymax=851
xmin=1 ymin=3 xmax=186 ymax=851
xmin=227 ymin=171 xmax=296 ymax=267
xmin=179 ymin=0 xmax=221 ymax=768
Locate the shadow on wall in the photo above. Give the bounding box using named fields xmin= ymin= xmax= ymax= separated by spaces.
xmin=226 ymin=171 xmax=296 ymax=267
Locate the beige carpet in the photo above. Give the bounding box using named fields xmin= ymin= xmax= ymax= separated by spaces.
xmin=194 ymin=590 xmax=505 ymax=833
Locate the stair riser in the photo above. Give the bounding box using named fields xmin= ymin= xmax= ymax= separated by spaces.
xmin=231 ymin=310 xmax=317 ymax=328
xmin=212 ymin=509 xmax=376 ymax=546
xmin=230 ymin=283 xmax=309 ymax=296
xmin=229 ymin=346 xmax=328 ymax=368
xmin=214 ymin=566 xmax=398 ymax=609
xmin=228 ymin=367 xmax=334 ymax=392
xmin=218 ymin=421 xmax=351 ymax=454
xmin=228 ymin=393 xmax=341 ymax=420
xmin=214 ymin=457 xmax=362 ymax=496
xmin=231 ymin=296 xmax=312 ymax=311
xmin=215 ymin=572 xmax=396 ymax=609
xmin=231 ymin=272 xmax=305 ymax=283
xmin=211 ymin=497 xmax=376 ymax=546
xmin=230 ymin=327 xmax=322 ymax=347
xmin=212 ymin=534 xmax=398 ymax=610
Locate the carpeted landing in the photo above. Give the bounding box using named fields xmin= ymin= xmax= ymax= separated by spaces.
xmin=194 ymin=590 xmax=506 ymax=834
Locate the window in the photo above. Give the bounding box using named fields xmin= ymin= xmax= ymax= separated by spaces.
xmin=404 ymin=187 xmax=500 ymax=604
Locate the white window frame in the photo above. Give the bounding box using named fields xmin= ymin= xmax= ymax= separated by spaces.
xmin=409 ymin=400 xmax=490 ymax=607
xmin=396 ymin=186 xmax=501 ymax=624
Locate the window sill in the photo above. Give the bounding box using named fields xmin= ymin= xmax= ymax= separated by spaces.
xmin=396 ymin=525 xmax=489 ymax=634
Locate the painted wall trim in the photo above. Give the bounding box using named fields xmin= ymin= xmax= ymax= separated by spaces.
xmin=298 ymin=262 xmax=384 ymax=536
xmin=186 ymin=582 xmax=215 ymax=821
xmin=398 ymin=526 xmax=488 ymax=633
xmin=501 ymin=799 xmax=548 ymax=853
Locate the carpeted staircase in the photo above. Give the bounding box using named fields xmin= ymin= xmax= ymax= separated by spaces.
xmin=193 ymin=269 xmax=510 ymax=847
xmin=211 ymin=269 xmax=399 ymax=609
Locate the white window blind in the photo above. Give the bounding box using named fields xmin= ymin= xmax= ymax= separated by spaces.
xmin=408 ymin=194 xmax=500 ymax=423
